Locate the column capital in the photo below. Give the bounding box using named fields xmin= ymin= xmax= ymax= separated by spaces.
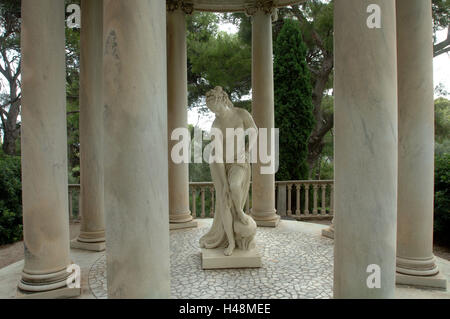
xmin=245 ymin=1 xmax=278 ymax=21
xmin=167 ymin=0 xmax=194 ymax=14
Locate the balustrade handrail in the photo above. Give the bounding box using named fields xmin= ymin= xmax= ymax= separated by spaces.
xmin=276 ymin=180 xmax=333 ymax=185
xmin=68 ymin=181 xmax=334 ymax=188
xmin=189 ymin=180 xmax=334 ymax=185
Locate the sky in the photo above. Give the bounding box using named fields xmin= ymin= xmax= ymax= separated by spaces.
xmin=188 ymin=24 xmax=450 ymax=132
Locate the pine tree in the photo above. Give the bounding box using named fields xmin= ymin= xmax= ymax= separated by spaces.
xmin=274 ymin=19 xmax=315 ymax=181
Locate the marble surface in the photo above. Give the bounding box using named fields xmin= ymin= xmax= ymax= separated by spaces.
xmin=77 ymin=0 xmax=106 ymax=247
xmin=200 ymin=86 xmax=258 ymax=256
xmin=333 ymin=0 xmax=398 ymax=298
xmin=19 ymin=0 xmax=72 ymax=292
xmin=396 ymin=0 xmax=438 ymax=278
xmin=103 ymin=0 xmax=170 ymax=298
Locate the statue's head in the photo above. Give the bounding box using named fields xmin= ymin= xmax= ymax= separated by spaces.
xmin=206 ymin=86 xmax=233 ymax=115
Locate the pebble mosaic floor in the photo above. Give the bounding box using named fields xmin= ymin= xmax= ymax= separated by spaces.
xmin=88 ymin=220 xmax=334 ymax=299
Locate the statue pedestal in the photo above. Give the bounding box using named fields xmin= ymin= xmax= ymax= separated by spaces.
xmin=201 ymin=247 xmax=262 ymax=270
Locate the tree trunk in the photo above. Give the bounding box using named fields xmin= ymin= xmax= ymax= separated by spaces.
xmin=1 ymin=81 xmax=21 ymax=155
xmin=307 ymin=53 xmax=334 ymax=177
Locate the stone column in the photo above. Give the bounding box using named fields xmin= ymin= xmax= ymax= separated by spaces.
xmin=248 ymin=4 xmax=280 ymax=227
xmin=18 ymin=0 xmax=79 ymax=298
xmin=167 ymin=1 xmax=196 ymax=230
xmin=103 ymin=0 xmax=170 ymax=298
xmin=71 ymin=0 xmax=106 ymax=252
xmin=396 ymin=0 xmax=447 ymax=289
xmin=334 ymin=0 xmax=398 ymax=298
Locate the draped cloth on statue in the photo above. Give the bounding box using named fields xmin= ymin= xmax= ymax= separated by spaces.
xmin=199 ymin=161 xmax=256 ymax=250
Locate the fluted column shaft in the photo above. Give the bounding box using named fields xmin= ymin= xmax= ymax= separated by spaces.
xmin=103 ymin=0 xmax=170 ymax=298
xmin=73 ymin=0 xmax=106 ymax=251
xmin=167 ymin=4 xmax=195 ymax=228
xmin=334 ymin=0 xmax=398 ymax=298
xmin=250 ymin=7 xmax=280 ymax=227
xmin=19 ymin=0 xmax=73 ymax=293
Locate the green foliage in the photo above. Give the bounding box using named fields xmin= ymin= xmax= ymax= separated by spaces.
xmin=65 ymin=19 xmax=81 ymax=182
xmin=187 ymin=12 xmax=219 ymax=107
xmin=0 ymin=0 xmax=20 ymax=51
xmin=188 ymin=125 xmax=212 ymax=182
xmin=312 ymin=130 xmax=334 ymax=180
xmin=310 ymin=95 xmax=334 ymax=179
xmin=434 ymin=152 xmax=450 ymax=245
xmin=189 ymin=31 xmax=251 ymax=104
xmin=274 ymin=19 xmax=315 ymax=181
xmin=233 ymin=100 xmax=252 ymax=113
xmin=187 ymin=13 xmax=251 ymax=110
xmin=432 ymin=0 xmax=449 ymax=32
xmin=435 ymin=97 xmax=450 ymax=144
xmin=0 ymin=149 xmax=22 ymax=244
xmin=434 ymin=96 xmax=450 ymax=246
xmin=435 ymin=97 xmax=450 ymax=163
xmin=222 ymin=12 xmax=251 ymax=45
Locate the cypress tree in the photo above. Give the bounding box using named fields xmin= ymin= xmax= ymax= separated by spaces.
xmin=274 ymin=19 xmax=315 ymax=181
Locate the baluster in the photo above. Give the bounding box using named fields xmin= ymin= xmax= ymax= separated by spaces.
xmin=304 ymin=184 xmax=310 ymax=215
xmin=330 ymin=183 xmax=334 ymax=216
xmin=295 ymin=184 xmax=301 ymax=215
xmin=201 ymin=187 xmax=206 ymax=218
xmin=210 ymin=186 xmax=215 ymax=217
xmin=192 ymin=188 xmax=197 ymax=219
xmin=313 ymin=184 xmax=319 ymax=214
xmin=321 ymin=184 xmax=327 ymax=215
xmin=68 ymin=189 xmax=73 ymax=220
xmin=287 ymin=184 xmax=292 ymax=216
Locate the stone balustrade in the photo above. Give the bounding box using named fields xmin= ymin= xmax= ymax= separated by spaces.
xmin=276 ymin=180 xmax=334 ymax=220
xmin=68 ymin=180 xmax=334 ymax=222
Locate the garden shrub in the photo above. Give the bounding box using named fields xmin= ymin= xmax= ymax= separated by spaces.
xmin=434 ymin=152 xmax=450 ymax=246
xmin=0 ymin=150 xmax=23 ymax=245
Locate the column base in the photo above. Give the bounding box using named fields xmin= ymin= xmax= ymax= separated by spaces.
xmin=17 ymin=286 xmax=81 ymax=299
xmin=70 ymin=238 xmax=106 ymax=252
xmin=169 ymin=220 xmax=198 ymax=230
xmin=18 ymin=267 xmax=75 ymax=295
xmin=254 ymin=216 xmax=280 ymax=227
xmin=397 ymin=256 xmax=439 ymax=276
xmin=169 ymin=212 xmax=194 ymax=224
xmin=396 ymin=272 xmax=447 ymax=290
xmin=321 ymin=227 xmax=334 ymax=239
xmin=250 ymin=208 xmax=280 ymax=227
xmin=251 ymin=215 xmax=280 ymax=227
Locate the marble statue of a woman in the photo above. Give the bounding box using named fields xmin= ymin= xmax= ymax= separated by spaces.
xmin=199 ymin=86 xmax=258 ymax=256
